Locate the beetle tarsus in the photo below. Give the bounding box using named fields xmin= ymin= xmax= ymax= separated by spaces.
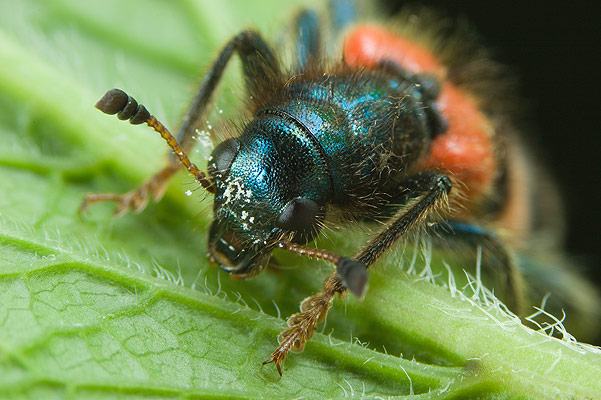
xmin=264 ymin=272 xmax=345 ymax=374
xmin=80 ymin=164 xmax=179 ymax=216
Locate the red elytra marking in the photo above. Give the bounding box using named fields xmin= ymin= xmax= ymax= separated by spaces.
xmin=344 ymin=25 xmax=496 ymax=201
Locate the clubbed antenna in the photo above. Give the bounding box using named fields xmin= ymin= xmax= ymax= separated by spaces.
xmin=95 ymin=89 xmax=216 ymax=193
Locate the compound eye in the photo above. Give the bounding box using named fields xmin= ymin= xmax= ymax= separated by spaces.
xmin=208 ymin=138 xmax=239 ymax=179
xmin=276 ymin=198 xmax=322 ymax=243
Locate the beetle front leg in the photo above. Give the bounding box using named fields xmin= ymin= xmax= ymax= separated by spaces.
xmin=80 ymin=163 xmax=180 ymax=217
xmin=176 ymin=30 xmax=281 ymax=152
xmin=354 ymin=171 xmax=452 ymax=266
xmin=263 ymin=271 xmax=344 ymax=376
xmin=293 ymin=0 xmax=357 ymax=71
xmin=265 ymin=171 xmax=452 ymax=374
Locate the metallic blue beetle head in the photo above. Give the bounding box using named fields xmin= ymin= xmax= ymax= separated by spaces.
xmin=206 ymin=116 xmax=330 ymax=277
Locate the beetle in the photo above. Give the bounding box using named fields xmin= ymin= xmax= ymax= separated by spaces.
xmin=82 ymin=0 xmax=600 ymax=375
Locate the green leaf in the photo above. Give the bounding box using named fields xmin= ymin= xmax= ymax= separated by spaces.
xmin=1 ymin=0 xmax=600 ymax=398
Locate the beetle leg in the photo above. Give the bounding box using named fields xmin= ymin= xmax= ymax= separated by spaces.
xmin=265 ymin=171 xmax=452 ymax=374
xmin=80 ymin=163 xmax=180 ymax=217
xmin=263 ymin=271 xmax=344 ymax=376
xmin=429 ymin=221 xmax=526 ymax=314
xmin=176 ymin=30 xmax=281 ymax=152
xmin=329 ymin=0 xmax=357 ymax=34
xmin=82 ymin=31 xmax=281 ymax=215
xmin=294 ymin=10 xmax=321 ymax=71
xmin=354 ymin=171 xmax=453 ymax=267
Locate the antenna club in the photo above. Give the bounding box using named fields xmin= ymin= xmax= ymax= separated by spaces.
xmin=95 ymin=89 xmax=216 ymax=193
xmin=95 ymin=89 xmax=150 ymax=125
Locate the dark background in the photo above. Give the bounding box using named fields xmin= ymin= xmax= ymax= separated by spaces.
xmin=381 ymin=1 xmax=601 ymax=291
